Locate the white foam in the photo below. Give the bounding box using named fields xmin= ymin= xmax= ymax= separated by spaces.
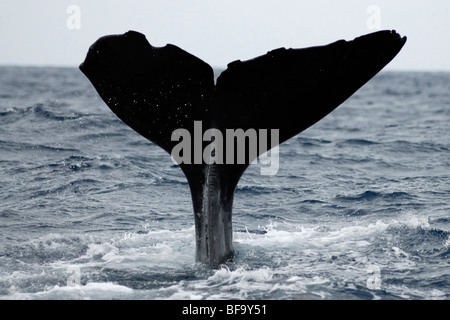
xmin=4 ymin=282 xmax=134 ymax=300
xmin=235 ymin=210 xmax=435 ymax=255
xmin=234 ymin=220 xmax=389 ymax=252
xmin=63 ymin=226 xmax=196 ymax=269
xmin=207 ymin=266 xmax=274 ymax=287
xmin=2 ymin=211 xmax=445 ymax=300
xmin=158 ymin=266 xmax=276 ymax=300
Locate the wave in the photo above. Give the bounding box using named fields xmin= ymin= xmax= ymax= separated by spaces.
xmin=388 ymin=140 xmax=450 ymax=154
xmin=386 ymin=225 xmax=449 ymax=257
xmin=0 ymin=140 xmax=80 ymax=154
xmin=235 ymin=185 xmax=275 ymax=195
xmin=30 ymin=178 xmax=101 ymax=199
xmin=0 ymin=103 xmax=106 ymax=124
xmin=294 ymin=137 xmax=333 ymax=148
xmin=0 ymin=106 xmax=33 ymax=117
xmin=32 ymin=103 xmax=103 ymax=122
xmin=336 ymin=139 xmax=380 ymax=147
xmin=335 ymin=190 xmax=414 ymax=202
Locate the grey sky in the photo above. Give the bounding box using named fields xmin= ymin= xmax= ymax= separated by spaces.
xmin=1 ymin=0 xmax=449 ymax=71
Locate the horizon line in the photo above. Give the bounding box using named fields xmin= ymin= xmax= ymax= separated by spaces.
xmin=0 ymin=63 xmax=449 ymax=73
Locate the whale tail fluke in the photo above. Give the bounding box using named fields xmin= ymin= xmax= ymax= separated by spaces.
xmin=80 ymin=30 xmax=406 ymax=265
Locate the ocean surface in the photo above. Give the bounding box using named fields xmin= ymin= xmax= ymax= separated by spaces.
xmin=0 ymin=66 xmax=449 ymax=300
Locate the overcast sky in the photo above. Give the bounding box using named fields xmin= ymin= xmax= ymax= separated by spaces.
xmin=1 ymin=0 xmax=449 ymax=71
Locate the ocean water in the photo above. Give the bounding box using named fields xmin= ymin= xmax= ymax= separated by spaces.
xmin=0 ymin=66 xmax=449 ymax=300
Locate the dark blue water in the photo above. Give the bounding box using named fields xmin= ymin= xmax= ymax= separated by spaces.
xmin=0 ymin=66 xmax=449 ymax=299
